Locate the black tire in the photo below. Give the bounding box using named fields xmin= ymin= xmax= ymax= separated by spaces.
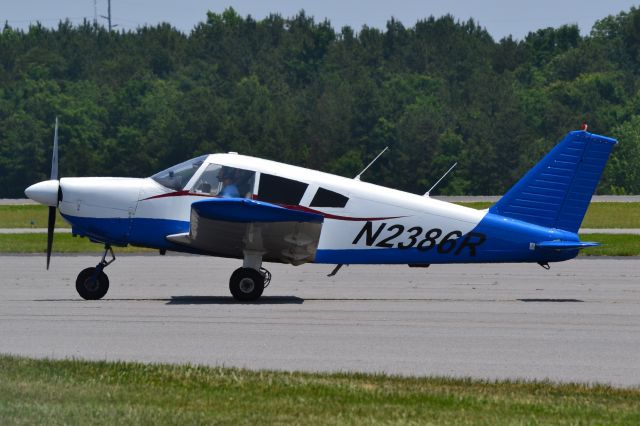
xmin=229 ymin=267 xmax=264 ymax=301
xmin=76 ymin=267 xmax=109 ymax=300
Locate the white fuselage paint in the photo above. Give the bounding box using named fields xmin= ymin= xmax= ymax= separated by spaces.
xmin=58 ymin=153 xmax=487 ymax=253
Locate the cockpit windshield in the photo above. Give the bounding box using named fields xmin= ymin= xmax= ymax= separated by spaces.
xmin=150 ymin=155 xmax=208 ymax=191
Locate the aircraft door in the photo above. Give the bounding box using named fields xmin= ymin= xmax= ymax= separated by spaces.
xmin=191 ymin=164 xmax=256 ymax=199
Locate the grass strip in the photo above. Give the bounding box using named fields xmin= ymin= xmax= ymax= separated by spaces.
xmin=3 ymin=203 xmax=640 ymax=229
xmin=455 ymin=201 xmax=494 ymax=210
xmin=0 ymin=233 xmax=638 ymax=256
xmin=579 ymin=202 xmax=640 ymax=228
xmin=0 ymin=355 xmax=638 ymax=425
xmin=457 ymin=202 xmax=640 ymax=228
xmin=577 ymin=234 xmax=640 ymax=256
xmin=0 ymin=233 xmax=154 ymax=253
xmin=0 ymin=205 xmax=69 ymax=228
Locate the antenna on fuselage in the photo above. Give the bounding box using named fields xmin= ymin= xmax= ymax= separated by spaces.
xmin=354 ymin=146 xmax=389 ymax=181
xmin=424 ymin=162 xmax=457 ymax=197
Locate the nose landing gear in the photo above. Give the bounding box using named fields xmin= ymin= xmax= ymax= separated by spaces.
xmin=76 ymin=245 xmax=115 ymax=300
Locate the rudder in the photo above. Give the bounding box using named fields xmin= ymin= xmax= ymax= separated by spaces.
xmin=490 ymin=130 xmax=617 ymax=233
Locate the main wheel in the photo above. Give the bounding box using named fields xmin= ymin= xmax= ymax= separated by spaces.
xmin=229 ymin=267 xmax=265 ymax=301
xmin=76 ymin=267 xmax=110 ymax=300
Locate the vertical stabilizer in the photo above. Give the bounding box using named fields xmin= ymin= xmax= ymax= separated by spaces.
xmin=489 ymin=131 xmax=617 ymax=233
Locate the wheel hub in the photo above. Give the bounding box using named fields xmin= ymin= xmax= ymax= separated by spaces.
xmin=84 ymin=277 xmax=99 ymax=292
xmin=239 ymin=277 xmax=255 ymax=293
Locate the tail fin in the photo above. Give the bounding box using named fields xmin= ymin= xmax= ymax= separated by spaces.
xmin=489 ymin=130 xmax=617 ymax=233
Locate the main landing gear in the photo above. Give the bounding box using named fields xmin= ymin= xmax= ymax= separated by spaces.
xmin=74 ymin=246 xmax=272 ymax=302
xmin=76 ymin=245 xmax=115 ymax=300
xmin=229 ymin=251 xmax=271 ymax=302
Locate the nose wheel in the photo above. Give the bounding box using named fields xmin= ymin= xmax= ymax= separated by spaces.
xmin=76 ymin=267 xmax=110 ymax=300
xmin=76 ymin=245 xmax=115 ymax=300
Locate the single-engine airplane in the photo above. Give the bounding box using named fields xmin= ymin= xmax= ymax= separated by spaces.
xmin=25 ymin=121 xmax=617 ymax=301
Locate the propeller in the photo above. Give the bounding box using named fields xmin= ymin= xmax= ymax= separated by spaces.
xmin=24 ymin=117 xmax=63 ymax=269
xmin=46 ymin=117 xmax=59 ymax=270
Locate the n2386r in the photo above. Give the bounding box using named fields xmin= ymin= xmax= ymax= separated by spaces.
xmin=352 ymin=222 xmax=486 ymax=256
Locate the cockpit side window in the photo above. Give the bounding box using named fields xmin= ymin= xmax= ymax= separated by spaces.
xmin=192 ymin=163 xmax=256 ymax=198
xmin=150 ymin=155 xmax=208 ymax=191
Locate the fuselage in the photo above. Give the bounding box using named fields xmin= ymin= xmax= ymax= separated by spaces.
xmin=53 ymin=153 xmax=579 ymax=265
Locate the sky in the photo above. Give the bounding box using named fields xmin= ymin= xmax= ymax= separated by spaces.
xmin=2 ymin=1 xmax=639 ymax=41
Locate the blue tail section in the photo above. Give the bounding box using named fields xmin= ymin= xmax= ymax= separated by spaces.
xmin=489 ymin=131 xmax=617 ymax=233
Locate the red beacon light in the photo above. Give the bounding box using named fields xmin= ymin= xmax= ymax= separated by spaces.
xmin=580 ymin=122 xmax=588 ymax=131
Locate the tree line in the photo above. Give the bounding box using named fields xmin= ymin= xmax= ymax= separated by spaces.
xmin=1 ymin=7 xmax=640 ymax=197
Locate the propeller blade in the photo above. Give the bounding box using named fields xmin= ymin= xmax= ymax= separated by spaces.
xmin=46 ymin=117 xmax=61 ymax=269
xmin=46 ymin=206 xmax=56 ymax=270
xmin=50 ymin=117 xmax=59 ymax=181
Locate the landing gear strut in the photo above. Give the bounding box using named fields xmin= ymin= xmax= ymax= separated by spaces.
xmin=229 ymin=251 xmax=271 ymax=301
xmin=76 ymin=245 xmax=115 ymax=300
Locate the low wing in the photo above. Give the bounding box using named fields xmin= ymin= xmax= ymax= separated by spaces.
xmin=166 ymin=198 xmax=324 ymax=265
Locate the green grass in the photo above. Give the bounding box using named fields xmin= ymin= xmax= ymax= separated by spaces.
xmin=580 ymin=203 xmax=640 ymax=228
xmin=1 ymin=205 xmax=638 ymax=255
xmin=3 ymin=203 xmax=640 ymax=229
xmin=0 ymin=232 xmax=638 ymax=255
xmin=456 ymin=201 xmax=494 ymax=210
xmin=578 ymin=234 xmax=640 ymax=256
xmin=0 ymin=205 xmax=69 ymax=228
xmin=0 ymin=355 xmax=638 ymax=425
xmin=457 ymin=202 xmax=640 ymax=228
xmin=0 ymin=234 xmax=153 ymax=253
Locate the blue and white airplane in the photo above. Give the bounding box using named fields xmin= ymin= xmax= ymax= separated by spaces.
xmin=25 ymin=122 xmax=617 ymax=301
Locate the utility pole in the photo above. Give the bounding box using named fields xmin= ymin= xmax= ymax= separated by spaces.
xmin=93 ymin=0 xmax=98 ymax=26
xmin=100 ymin=0 xmax=113 ymax=31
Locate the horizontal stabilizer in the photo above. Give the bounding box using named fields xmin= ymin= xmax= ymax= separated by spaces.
xmin=192 ymin=198 xmax=324 ymax=223
xmin=490 ymin=131 xmax=617 ymax=233
xmin=535 ymin=240 xmax=600 ymax=250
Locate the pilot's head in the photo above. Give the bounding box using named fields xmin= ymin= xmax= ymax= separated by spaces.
xmin=217 ymin=168 xmax=233 ymax=183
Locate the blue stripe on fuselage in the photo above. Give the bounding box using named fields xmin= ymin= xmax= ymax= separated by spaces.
xmin=62 ymin=214 xmax=192 ymax=252
xmin=314 ymin=212 xmax=580 ymax=264
xmin=63 ymin=211 xmax=582 ymax=264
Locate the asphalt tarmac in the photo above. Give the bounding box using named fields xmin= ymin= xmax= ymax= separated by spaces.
xmin=1 ymin=255 xmax=639 ymax=387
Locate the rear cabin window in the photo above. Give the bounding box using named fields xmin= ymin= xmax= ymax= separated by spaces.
xmin=257 ymin=174 xmax=308 ymax=205
xmin=310 ymin=187 xmax=349 ymax=208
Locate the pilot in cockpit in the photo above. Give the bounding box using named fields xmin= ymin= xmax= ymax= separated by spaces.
xmin=218 ymin=168 xmax=240 ymax=198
